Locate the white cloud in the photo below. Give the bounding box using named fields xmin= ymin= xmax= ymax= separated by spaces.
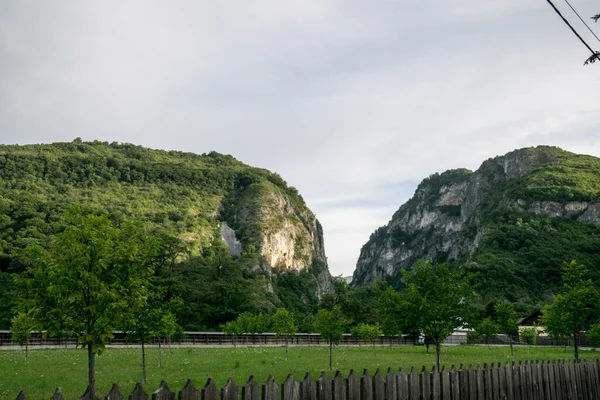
xmin=1 ymin=0 xmax=600 ymax=276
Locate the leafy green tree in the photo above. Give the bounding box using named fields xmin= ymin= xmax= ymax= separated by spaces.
xmin=587 ymin=322 xmax=600 ymax=347
xmin=10 ymin=312 xmax=37 ymax=361
xmin=236 ymin=312 xmax=256 ymax=345
xmin=352 ymin=323 xmax=382 ymax=355
xmin=398 ymin=260 xmax=474 ymax=370
xmin=494 ymin=303 xmax=519 ymax=360
xmin=123 ymin=292 xmax=181 ymax=383
xmin=253 ymin=313 xmax=271 ymax=351
xmin=221 ymin=320 xmax=242 ymax=348
xmin=520 ymin=327 xmax=538 ymax=353
xmin=313 ymin=306 xmax=347 ymax=370
xmin=474 ymin=317 xmax=498 ymax=350
xmin=541 ymin=260 xmax=600 ymax=361
xmin=15 ymin=207 xmax=157 ymax=399
xmin=272 ymin=308 xmax=297 ymax=361
xmin=375 ymin=282 xmax=404 ymax=347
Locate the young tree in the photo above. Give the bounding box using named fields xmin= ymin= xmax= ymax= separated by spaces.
xmin=541 ymin=260 xmax=600 ymax=361
xmin=221 ymin=320 xmax=242 ymax=348
xmin=474 ymin=317 xmax=498 ymax=350
xmin=15 ymin=207 xmax=158 ymax=399
xmin=494 ymin=303 xmax=519 ymax=360
xmin=10 ymin=312 xmax=37 ymax=361
xmin=352 ymin=323 xmax=382 ymax=356
xmin=253 ymin=313 xmax=271 ymax=351
xmin=272 ymin=308 xmax=297 ymax=361
xmin=313 ymin=306 xmax=347 ymax=370
xmin=123 ymin=293 xmax=181 ymax=383
xmin=376 ymin=282 xmax=404 ymax=348
xmin=399 ymin=260 xmax=474 ymax=370
xmin=236 ymin=312 xmax=256 ymax=345
xmin=520 ymin=327 xmax=538 ymax=353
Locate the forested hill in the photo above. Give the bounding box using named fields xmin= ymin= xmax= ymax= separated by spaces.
xmin=353 ymin=146 xmax=600 ymax=313
xmin=0 ymin=139 xmax=331 ymax=330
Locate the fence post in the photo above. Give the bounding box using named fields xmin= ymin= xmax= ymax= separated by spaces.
xmin=222 ymin=378 xmax=239 ymax=400
xmin=202 ymin=378 xmax=219 ymax=400
xmin=179 ymin=379 xmax=199 ymax=400
xmin=105 ymin=383 xmax=125 ymax=400
xmin=360 ymin=369 xmax=373 ymax=400
xmin=282 ymin=375 xmax=299 ymax=400
xmin=51 ymin=388 xmax=66 ymax=400
xmin=372 ymin=369 xmax=385 ymax=400
xmin=316 ymin=371 xmax=331 ymax=400
xmin=441 ymin=366 xmax=451 ymax=400
xmin=300 ymin=373 xmax=316 ymax=400
xmin=476 ymin=364 xmax=484 ymax=400
xmin=408 ymin=367 xmax=419 ymax=400
xmin=332 ymin=371 xmax=346 ymax=400
xmin=430 ymin=366 xmax=440 ymax=400
xmin=14 ymin=391 xmax=25 ymax=400
xmin=129 ymin=382 xmax=148 ymax=400
xmin=262 ymin=375 xmax=279 ymax=400
xmin=459 ymin=364 xmax=468 ymax=400
xmin=491 ymin=363 xmax=500 ymax=400
xmin=397 ymin=368 xmax=408 ymax=400
xmin=419 ymin=367 xmax=430 ymax=400
xmin=347 ymin=370 xmax=359 ymax=400
xmin=243 ymin=376 xmax=260 ymax=400
xmin=152 ymin=381 xmax=175 ymax=400
xmin=468 ymin=365 xmax=477 ymax=400
xmin=386 ymin=368 xmax=398 ymax=400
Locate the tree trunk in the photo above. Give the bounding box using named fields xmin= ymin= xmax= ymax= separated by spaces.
xmin=329 ymin=340 xmax=333 ymax=370
xmin=88 ymin=346 xmax=96 ymax=400
xmin=158 ymin=339 xmax=162 ymax=368
xmin=285 ymin=337 xmax=289 ymax=361
xmin=372 ymin=342 xmax=376 ymax=357
xmin=142 ymin=341 xmax=147 ymax=383
xmin=510 ymin=341 xmax=514 ymax=361
xmin=573 ymin=332 xmax=579 ymax=362
xmin=435 ymin=340 xmax=441 ymax=372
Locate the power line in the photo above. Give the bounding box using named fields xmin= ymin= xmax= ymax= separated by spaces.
xmin=563 ymin=0 xmax=600 ymax=43
xmin=546 ymin=0 xmax=598 ymax=60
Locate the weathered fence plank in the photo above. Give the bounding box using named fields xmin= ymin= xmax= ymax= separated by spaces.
xmin=419 ymin=367 xmax=430 ymax=400
xmin=331 ymin=371 xmax=345 ymax=400
xmin=468 ymin=365 xmax=477 ymax=400
xmin=78 ymin=385 xmax=93 ymax=400
xmin=459 ymin=365 xmax=468 ymax=400
xmin=442 ymin=366 xmax=453 ymax=400
xmin=483 ymin=363 xmax=492 ymax=400
xmin=316 ymin=372 xmax=331 ymax=400
xmin=179 ymin=379 xmax=199 ymax=400
xmin=498 ymin=363 xmax=506 ymax=400
xmin=300 ymin=373 xmax=316 ymax=400
xmin=14 ymin=391 xmax=25 ymax=400
xmin=129 ymin=382 xmax=148 ymax=400
xmin=282 ymin=375 xmax=299 ymax=400
xmin=242 ymin=376 xmax=260 ymax=400
xmin=152 ymin=381 xmax=174 ymax=400
xmin=522 ymin=362 xmax=532 ymax=400
xmin=386 ymin=368 xmax=398 ymax=400
xmin=492 ymin=363 xmax=500 ymax=400
xmin=360 ymin=369 xmax=373 ymax=400
xmin=105 ymin=383 xmax=125 ymax=400
xmin=430 ymin=366 xmax=440 ymax=400
xmin=262 ymin=375 xmax=279 ymax=400
xmin=347 ymin=370 xmax=359 ymax=400
xmin=52 ymin=388 xmax=66 ymax=400
xmin=222 ymin=379 xmax=239 ymax=400
xmin=397 ymin=368 xmax=408 ymax=400
xmin=372 ymin=369 xmax=385 ymax=400
xmin=202 ymin=379 xmax=218 ymax=400
xmin=408 ymin=367 xmax=419 ymax=400
xmin=450 ymin=366 xmax=459 ymax=400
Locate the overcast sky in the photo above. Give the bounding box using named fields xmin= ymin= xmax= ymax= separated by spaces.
xmin=1 ymin=1 xmax=600 ymax=277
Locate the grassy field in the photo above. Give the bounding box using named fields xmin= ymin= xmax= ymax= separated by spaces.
xmin=0 ymin=344 xmax=596 ymax=399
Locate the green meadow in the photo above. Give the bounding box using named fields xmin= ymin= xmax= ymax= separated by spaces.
xmin=0 ymin=345 xmax=597 ymax=399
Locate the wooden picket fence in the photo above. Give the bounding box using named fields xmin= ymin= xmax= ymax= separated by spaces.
xmin=13 ymin=359 xmax=600 ymax=400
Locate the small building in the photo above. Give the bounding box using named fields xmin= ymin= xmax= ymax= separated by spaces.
xmin=518 ymin=310 xmax=546 ymax=336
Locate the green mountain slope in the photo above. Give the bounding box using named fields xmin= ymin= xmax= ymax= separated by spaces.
xmin=0 ymin=139 xmax=331 ymax=329
xmin=352 ymin=146 xmax=600 ymax=313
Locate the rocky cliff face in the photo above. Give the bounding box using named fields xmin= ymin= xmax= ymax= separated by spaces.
xmin=352 ymin=146 xmax=600 ymax=288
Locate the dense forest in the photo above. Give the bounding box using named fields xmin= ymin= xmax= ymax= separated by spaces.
xmin=0 ymin=139 xmax=328 ymax=330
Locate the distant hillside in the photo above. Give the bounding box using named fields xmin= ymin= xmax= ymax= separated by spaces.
xmin=0 ymin=139 xmax=331 ymax=329
xmin=352 ymin=146 xmax=600 ymax=313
